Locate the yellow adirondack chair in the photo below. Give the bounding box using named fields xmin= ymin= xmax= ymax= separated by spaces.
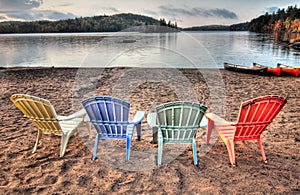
xmin=10 ymin=94 xmax=86 ymax=157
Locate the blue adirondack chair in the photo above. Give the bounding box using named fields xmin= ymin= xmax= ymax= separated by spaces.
xmin=82 ymin=96 xmax=145 ymax=161
xmin=156 ymin=101 xmax=207 ymax=166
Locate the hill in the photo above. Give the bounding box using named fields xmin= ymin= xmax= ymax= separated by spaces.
xmin=183 ymin=23 xmax=250 ymax=31
xmin=0 ymin=13 xmax=178 ymax=33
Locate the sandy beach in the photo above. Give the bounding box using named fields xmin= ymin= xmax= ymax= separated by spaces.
xmin=0 ymin=67 xmax=299 ymax=194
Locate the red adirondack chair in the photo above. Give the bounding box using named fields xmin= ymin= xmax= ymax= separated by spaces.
xmin=206 ymin=95 xmax=287 ymax=166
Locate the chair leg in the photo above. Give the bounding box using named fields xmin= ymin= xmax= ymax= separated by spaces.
xmin=32 ymin=129 xmax=42 ymax=153
xmin=258 ymin=139 xmax=267 ymax=163
xmin=136 ymin=123 xmax=141 ymax=141
xmin=157 ymin=138 xmax=163 ymax=166
xmin=192 ymin=139 xmax=198 ymax=165
xmin=152 ymin=126 xmax=158 ymax=144
xmin=92 ymin=134 xmax=100 ymax=160
xmin=225 ymin=138 xmax=236 ymax=166
xmin=206 ymin=119 xmax=214 ymax=144
xmin=60 ymin=133 xmax=72 ymax=157
xmin=86 ymin=122 xmax=92 ymax=140
xmin=126 ymin=136 xmax=132 ymax=161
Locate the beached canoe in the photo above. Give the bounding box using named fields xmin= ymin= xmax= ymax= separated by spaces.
xmin=253 ymin=63 xmax=281 ymax=76
xmin=277 ymin=63 xmax=299 ymax=77
xmin=224 ymin=63 xmax=267 ymax=75
xmin=291 ymin=42 xmax=300 ymax=50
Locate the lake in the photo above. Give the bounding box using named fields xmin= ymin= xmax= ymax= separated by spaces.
xmin=0 ymin=31 xmax=299 ymax=68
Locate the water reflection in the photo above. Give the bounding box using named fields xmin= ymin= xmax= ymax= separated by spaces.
xmin=248 ymin=32 xmax=300 ymax=66
xmin=0 ymin=31 xmax=299 ymax=68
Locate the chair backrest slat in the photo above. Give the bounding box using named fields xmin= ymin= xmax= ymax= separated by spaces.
xmin=235 ymin=95 xmax=287 ymax=140
xmin=191 ymin=108 xmax=201 ymax=126
xmin=25 ymin=100 xmax=55 ymax=132
xmin=83 ymin=96 xmax=131 ymax=139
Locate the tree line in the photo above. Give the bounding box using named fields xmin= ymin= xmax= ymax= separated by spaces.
xmin=186 ymin=4 xmax=300 ymax=33
xmin=159 ymin=18 xmax=178 ymax=29
xmin=0 ymin=6 xmax=299 ymax=36
xmin=249 ymin=5 xmax=300 ymax=33
xmin=0 ymin=13 xmax=178 ymax=33
xmin=248 ymin=5 xmax=300 ymax=44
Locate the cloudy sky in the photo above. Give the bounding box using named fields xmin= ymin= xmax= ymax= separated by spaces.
xmin=0 ymin=0 xmax=299 ymax=27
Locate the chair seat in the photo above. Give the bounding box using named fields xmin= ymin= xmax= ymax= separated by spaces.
xmin=214 ymin=125 xmax=235 ymax=138
xmin=102 ymin=135 xmax=127 ymax=140
xmin=163 ymin=139 xmax=194 ymax=144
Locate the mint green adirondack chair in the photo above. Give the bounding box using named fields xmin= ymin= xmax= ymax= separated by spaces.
xmin=156 ymin=101 xmax=207 ymax=166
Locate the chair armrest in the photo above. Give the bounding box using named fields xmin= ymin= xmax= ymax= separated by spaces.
xmin=57 ymin=109 xmax=86 ymax=121
xmin=147 ymin=112 xmax=158 ymax=127
xmin=131 ymin=111 xmax=145 ymax=125
xmin=205 ymin=113 xmax=233 ymax=125
xmin=83 ymin=114 xmax=90 ymax=122
xmin=200 ymin=116 xmax=208 ymax=127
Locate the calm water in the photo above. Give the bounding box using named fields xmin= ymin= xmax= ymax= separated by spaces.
xmin=0 ymin=31 xmax=299 ymax=68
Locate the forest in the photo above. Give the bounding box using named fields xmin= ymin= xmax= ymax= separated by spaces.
xmin=249 ymin=5 xmax=300 ymax=44
xmin=0 ymin=13 xmax=178 ymax=33
xmin=197 ymin=5 xmax=300 ymax=44
xmin=249 ymin=5 xmax=300 ymax=33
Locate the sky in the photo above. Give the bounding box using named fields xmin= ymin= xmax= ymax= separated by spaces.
xmin=0 ymin=0 xmax=299 ymax=27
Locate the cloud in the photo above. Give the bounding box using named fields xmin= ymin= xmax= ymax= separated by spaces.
xmin=209 ymin=8 xmax=238 ymax=19
xmin=0 ymin=0 xmax=76 ymax=21
xmin=59 ymin=3 xmax=73 ymax=7
xmin=4 ymin=10 xmax=77 ymax=21
xmin=144 ymin=9 xmax=159 ymax=17
xmin=0 ymin=0 xmax=43 ymax=11
xmin=7 ymin=11 xmax=36 ymax=20
xmin=102 ymin=7 xmax=120 ymax=13
xmin=46 ymin=11 xmax=77 ymax=20
xmin=158 ymin=5 xmax=238 ymax=19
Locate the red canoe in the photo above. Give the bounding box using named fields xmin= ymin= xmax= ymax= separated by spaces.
xmin=277 ymin=63 xmax=299 ymax=77
xmin=253 ymin=63 xmax=281 ymax=76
